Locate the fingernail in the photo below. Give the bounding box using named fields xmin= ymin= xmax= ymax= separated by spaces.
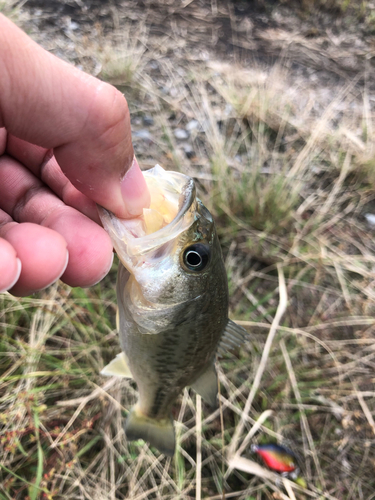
xmin=83 ymin=250 xmax=114 ymax=288
xmin=0 ymin=258 xmax=22 ymax=293
xmin=120 ymin=157 xmax=150 ymax=217
xmin=60 ymin=249 xmax=70 ymax=276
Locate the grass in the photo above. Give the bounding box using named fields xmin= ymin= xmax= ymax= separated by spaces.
xmin=279 ymin=0 xmax=372 ymax=16
xmin=0 ymin=0 xmax=18 ymax=15
xmin=247 ymin=0 xmax=375 ymax=31
xmin=1 ymin=2 xmax=375 ymax=499
xmin=95 ymin=24 xmax=149 ymax=89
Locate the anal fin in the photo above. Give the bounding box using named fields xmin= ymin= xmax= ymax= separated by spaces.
xmin=101 ymin=352 xmax=133 ymax=378
xmin=190 ymin=363 xmax=218 ymax=408
xmin=217 ymin=319 xmax=247 ymax=357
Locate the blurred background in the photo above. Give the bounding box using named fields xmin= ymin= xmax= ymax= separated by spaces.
xmin=1 ymin=1 xmax=375 ymax=498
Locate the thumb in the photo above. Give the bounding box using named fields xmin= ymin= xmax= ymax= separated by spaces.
xmin=53 ymin=82 xmax=150 ymax=218
xmin=0 ymin=14 xmax=150 ymax=218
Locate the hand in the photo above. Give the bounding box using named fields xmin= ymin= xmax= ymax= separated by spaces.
xmin=0 ymin=14 xmax=150 ymax=296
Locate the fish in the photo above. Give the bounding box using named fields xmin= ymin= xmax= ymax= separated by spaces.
xmin=98 ymin=164 xmax=246 ymax=456
xmin=251 ymin=443 xmax=299 ymax=477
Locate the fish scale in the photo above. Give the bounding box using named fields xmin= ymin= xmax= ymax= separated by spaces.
xmin=99 ymin=165 xmax=247 ymax=456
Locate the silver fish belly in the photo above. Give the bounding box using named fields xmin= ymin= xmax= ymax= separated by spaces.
xmin=99 ymin=165 xmax=246 ymax=456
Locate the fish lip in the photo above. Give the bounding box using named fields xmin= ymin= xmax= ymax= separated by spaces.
xmin=98 ymin=168 xmax=197 ymax=266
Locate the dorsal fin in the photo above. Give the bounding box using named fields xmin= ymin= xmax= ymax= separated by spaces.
xmin=217 ymin=319 xmax=247 ymax=357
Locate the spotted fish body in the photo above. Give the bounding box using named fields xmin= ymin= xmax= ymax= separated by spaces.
xmin=116 ymin=204 xmax=228 ymax=420
xmin=99 ymin=165 xmax=246 ymax=456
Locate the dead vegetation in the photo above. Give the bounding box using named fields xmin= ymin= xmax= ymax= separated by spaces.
xmin=1 ymin=1 xmax=375 ymax=499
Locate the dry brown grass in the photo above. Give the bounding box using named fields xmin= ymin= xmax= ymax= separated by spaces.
xmin=279 ymin=0 xmax=372 ymax=16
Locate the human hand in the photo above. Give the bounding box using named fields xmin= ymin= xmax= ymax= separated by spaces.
xmin=0 ymin=14 xmax=150 ymax=296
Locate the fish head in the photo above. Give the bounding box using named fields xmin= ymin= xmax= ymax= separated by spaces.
xmin=98 ymin=165 xmax=224 ymax=306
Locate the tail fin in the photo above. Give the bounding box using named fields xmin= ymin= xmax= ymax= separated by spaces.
xmin=125 ymin=405 xmax=175 ymax=457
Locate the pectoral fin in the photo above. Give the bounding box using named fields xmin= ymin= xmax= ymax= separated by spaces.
xmin=190 ymin=363 xmax=218 ymax=408
xmin=116 ymin=308 xmax=120 ymax=331
xmin=101 ymin=352 xmax=133 ymax=378
xmin=217 ymin=319 xmax=247 ymax=357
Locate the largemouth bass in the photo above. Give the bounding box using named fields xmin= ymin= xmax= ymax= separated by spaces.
xmin=98 ymin=165 xmax=246 ymax=456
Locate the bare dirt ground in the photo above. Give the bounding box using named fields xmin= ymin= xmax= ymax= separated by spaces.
xmin=14 ymin=0 xmax=375 ymax=172
xmin=16 ymin=0 xmax=375 ymax=95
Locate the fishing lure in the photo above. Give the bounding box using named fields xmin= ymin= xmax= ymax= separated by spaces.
xmin=251 ymin=443 xmax=301 ymax=480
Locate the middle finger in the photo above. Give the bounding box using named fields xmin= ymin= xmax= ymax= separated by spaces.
xmin=7 ymin=134 xmax=100 ymax=223
xmin=0 ymin=154 xmax=113 ymax=287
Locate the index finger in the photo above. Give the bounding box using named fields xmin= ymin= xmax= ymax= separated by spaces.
xmin=0 ymin=14 xmax=150 ymax=218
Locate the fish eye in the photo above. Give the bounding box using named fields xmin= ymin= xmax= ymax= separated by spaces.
xmin=182 ymin=244 xmax=210 ymax=272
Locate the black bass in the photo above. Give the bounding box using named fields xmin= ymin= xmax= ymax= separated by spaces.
xmin=98 ymin=165 xmax=246 ymax=456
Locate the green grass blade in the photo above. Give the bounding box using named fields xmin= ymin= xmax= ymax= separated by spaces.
xmin=76 ymin=435 xmax=102 ymax=458
xmin=28 ymin=412 xmax=44 ymax=500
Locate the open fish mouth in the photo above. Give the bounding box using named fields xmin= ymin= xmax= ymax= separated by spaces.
xmin=97 ymin=165 xmax=197 ymax=271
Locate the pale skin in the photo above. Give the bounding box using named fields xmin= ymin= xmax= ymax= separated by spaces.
xmin=0 ymin=14 xmax=150 ymax=296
